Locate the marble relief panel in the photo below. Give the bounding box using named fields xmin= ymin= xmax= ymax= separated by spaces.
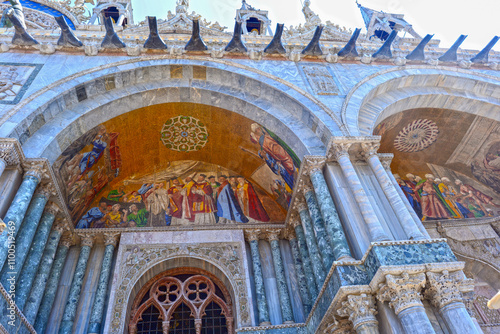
xmin=0 ymin=63 xmax=43 ymax=104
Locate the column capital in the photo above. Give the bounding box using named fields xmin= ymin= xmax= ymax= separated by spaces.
xmin=324 ymin=316 xmax=354 ymax=334
xmin=44 ymin=202 xmax=60 ymax=216
xmin=37 ymin=183 xmax=57 ymax=199
xmin=327 ymin=142 xmax=352 ymax=161
xmin=360 ymin=141 xmax=381 ymax=159
xmin=377 ymin=272 xmax=426 ymax=315
xmin=283 ymin=228 xmax=296 ymax=241
xmin=297 ymin=178 xmax=314 ymax=194
xmin=22 ymin=162 xmax=47 ymax=182
xmin=337 ymin=293 xmax=378 ymax=331
xmin=52 ymin=221 xmax=67 ymax=234
xmin=104 ymin=232 xmax=120 ymax=247
xmin=78 ymin=233 xmax=95 ymax=248
xmin=245 ymin=229 xmax=261 ymax=242
xmin=293 ymin=196 xmax=308 ymax=213
xmin=265 ymin=229 xmax=281 ymax=242
xmin=378 ymin=153 xmax=394 ymax=170
xmin=425 ymin=270 xmax=473 ymax=309
xmin=303 ymin=156 xmax=326 ymax=175
xmin=0 ymin=141 xmax=21 ymax=166
xmin=60 ymin=232 xmax=75 ymax=248
xmin=288 ymin=213 xmax=302 ymax=229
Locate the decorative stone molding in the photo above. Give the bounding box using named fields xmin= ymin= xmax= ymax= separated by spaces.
xmin=78 ymin=234 xmax=95 ymax=248
xmin=282 ymin=228 xmax=296 ymax=241
xmin=52 ymin=221 xmax=67 ymax=234
xmin=424 ymin=270 xmax=465 ymax=309
xmin=377 ymin=272 xmax=426 ymax=314
xmin=104 ymin=233 xmax=120 ymax=247
xmin=288 ymin=213 xmax=301 ymax=229
xmin=110 ymin=242 xmax=250 ymax=333
xmin=337 ymin=293 xmax=378 ymax=332
xmin=293 ymin=196 xmax=308 ymax=213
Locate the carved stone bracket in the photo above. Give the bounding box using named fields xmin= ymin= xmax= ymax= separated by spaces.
xmin=337 ymin=293 xmax=378 ymax=331
xmin=377 ymin=272 xmax=426 ymax=314
xmin=425 ymin=270 xmax=473 ymax=309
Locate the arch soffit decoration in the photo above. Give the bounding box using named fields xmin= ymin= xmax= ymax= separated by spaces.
xmin=110 ymin=249 xmax=248 ymax=334
xmin=341 ymin=66 xmax=500 ymax=136
xmin=1 ymin=58 xmax=340 ymax=162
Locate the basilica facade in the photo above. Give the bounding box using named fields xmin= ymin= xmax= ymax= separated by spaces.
xmin=0 ymin=0 xmax=499 ymax=333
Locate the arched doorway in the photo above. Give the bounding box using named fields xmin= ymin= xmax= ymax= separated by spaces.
xmin=129 ymin=268 xmax=234 ymax=334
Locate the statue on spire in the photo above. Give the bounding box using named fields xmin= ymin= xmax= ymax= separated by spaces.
xmin=302 ymin=0 xmax=321 ymax=28
xmin=176 ymin=0 xmax=189 ymax=14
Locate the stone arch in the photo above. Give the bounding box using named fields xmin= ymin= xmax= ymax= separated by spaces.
xmin=0 ymin=58 xmax=342 ymax=163
xmin=341 ymin=66 xmax=500 ymax=136
xmin=106 ymin=242 xmax=251 ymax=334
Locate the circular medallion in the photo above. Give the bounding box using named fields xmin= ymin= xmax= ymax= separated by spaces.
xmin=161 ymin=115 xmax=209 ymax=152
xmin=394 ymin=119 xmax=439 ymax=153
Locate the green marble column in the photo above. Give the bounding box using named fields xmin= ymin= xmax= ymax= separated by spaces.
xmin=16 ymin=205 xmax=58 ymax=311
xmin=59 ymin=235 xmax=94 ymax=334
xmin=304 ymin=189 xmax=335 ymax=269
xmin=34 ymin=234 xmax=72 ymax=334
xmin=246 ymin=231 xmax=271 ymax=326
xmin=292 ymin=221 xmax=318 ymax=300
xmin=22 ymin=226 xmax=64 ymax=329
xmin=287 ymin=235 xmax=312 ymax=314
xmin=298 ymin=204 xmax=326 ymax=289
xmin=0 ymin=168 xmax=43 ymax=269
xmin=268 ymin=233 xmax=294 ymax=324
xmin=88 ymin=234 xmax=119 ymax=334
xmin=309 ymin=169 xmax=352 ymax=260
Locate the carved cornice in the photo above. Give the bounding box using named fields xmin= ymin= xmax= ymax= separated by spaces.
xmin=377 ymin=272 xmax=426 ymax=314
xmin=425 ymin=270 xmax=473 ymax=309
xmin=337 ymin=293 xmax=378 ymax=332
xmin=104 ymin=233 xmax=120 ymax=247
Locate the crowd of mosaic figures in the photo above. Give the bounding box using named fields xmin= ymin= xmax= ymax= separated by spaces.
xmin=75 ymin=174 xmax=275 ymax=229
xmin=395 ymin=173 xmax=500 ymax=221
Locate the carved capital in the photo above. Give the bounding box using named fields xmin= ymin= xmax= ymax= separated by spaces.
xmin=304 ymin=157 xmax=325 ymax=175
xmin=60 ymin=233 xmax=74 ymax=248
xmin=52 ymin=221 xmax=66 ymax=234
xmin=378 ymin=153 xmax=394 ymax=170
xmin=283 ymin=228 xmax=296 ymax=241
xmin=245 ymin=229 xmax=261 ymax=242
xmin=324 ymin=317 xmax=354 ymax=334
xmin=361 ymin=142 xmax=381 ymax=159
xmin=328 ymin=142 xmax=352 ymax=161
xmin=79 ymin=234 xmax=95 ymax=248
xmin=377 ymin=272 xmax=426 ymax=314
xmin=0 ymin=142 xmax=20 ymax=166
xmin=44 ymin=202 xmax=60 ymax=216
xmin=288 ymin=213 xmax=301 ymax=229
xmin=104 ymin=233 xmax=120 ymax=247
xmin=265 ymin=229 xmax=281 ymax=242
xmin=337 ymin=293 xmax=378 ymax=331
xmin=23 ymin=162 xmax=47 ymax=182
xmin=425 ymin=270 xmax=472 ymax=309
xmin=293 ymin=196 xmax=308 ymax=213
xmin=36 ymin=183 xmax=57 ymax=199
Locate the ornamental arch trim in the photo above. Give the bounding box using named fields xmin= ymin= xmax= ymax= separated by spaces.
xmin=341 ymin=66 xmax=500 ymax=136
xmin=0 ymin=58 xmax=343 ymax=163
xmin=105 ymin=242 xmax=251 ymax=334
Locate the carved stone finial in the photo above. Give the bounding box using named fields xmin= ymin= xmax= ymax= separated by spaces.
xmin=79 ymin=234 xmax=95 ymax=248
xmin=104 ymin=233 xmax=120 ymax=247
xmin=328 ymin=142 xmax=352 ymax=161
xmin=360 ymin=142 xmax=381 ymax=159
xmin=377 ymin=272 xmax=426 ymax=315
xmin=263 ymin=23 xmax=286 ymax=54
xmin=245 ymin=229 xmax=261 ymax=242
xmin=185 ymin=19 xmax=208 ymax=51
xmin=337 ymin=294 xmax=378 ymax=332
xmin=225 ymin=21 xmax=247 ymax=53
xmin=425 ymin=270 xmax=472 ymax=309
xmin=5 ymin=0 xmax=39 ymax=46
xmin=60 ymin=233 xmax=74 ymax=248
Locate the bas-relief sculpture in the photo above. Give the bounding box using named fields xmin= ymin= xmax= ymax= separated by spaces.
xmin=53 ymin=103 xmax=299 ymax=229
xmin=376 ymin=108 xmax=500 ymax=221
xmin=0 ymin=63 xmax=42 ymax=104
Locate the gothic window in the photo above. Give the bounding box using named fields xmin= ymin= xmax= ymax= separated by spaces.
xmin=130 ymin=272 xmax=233 ymax=334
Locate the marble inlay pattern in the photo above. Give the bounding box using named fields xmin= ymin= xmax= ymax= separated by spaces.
xmin=109 ymin=242 xmax=250 ymax=334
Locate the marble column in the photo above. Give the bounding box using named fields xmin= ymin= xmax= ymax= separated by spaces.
xmin=379 ymin=154 xmax=430 ymax=239
xmin=298 ymin=202 xmax=326 ymax=289
xmin=303 ymin=188 xmax=335 ymax=268
xmin=291 ymin=219 xmax=318 ymax=300
xmin=16 ymin=204 xmax=59 ymax=312
xmin=246 ymin=230 xmax=271 ymax=326
xmin=286 ymin=232 xmax=312 ymax=314
xmin=425 ymin=271 xmax=481 ymax=334
xmin=337 ymin=293 xmax=379 ymax=334
xmin=22 ymin=224 xmax=64 ymax=329
xmin=268 ymin=231 xmax=294 ymax=324
xmin=329 ymin=142 xmax=391 ymax=242
xmin=308 ymin=168 xmax=352 ymax=261
xmin=59 ymin=234 xmax=94 ymax=334
xmin=88 ymin=233 xmax=119 ymax=334
xmin=0 ymin=165 xmax=43 ymax=268
xmin=378 ymin=272 xmax=435 ymax=334
xmin=34 ymin=234 xmax=73 ymax=334
xmin=362 ymin=143 xmax=425 ymax=241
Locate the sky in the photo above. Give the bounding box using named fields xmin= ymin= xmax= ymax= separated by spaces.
xmin=130 ymin=0 xmax=500 ymax=51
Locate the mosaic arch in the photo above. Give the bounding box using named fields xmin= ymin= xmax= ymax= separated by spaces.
xmin=53 ymin=103 xmax=299 ymax=229
xmin=375 ymin=108 xmax=500 ymax=221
